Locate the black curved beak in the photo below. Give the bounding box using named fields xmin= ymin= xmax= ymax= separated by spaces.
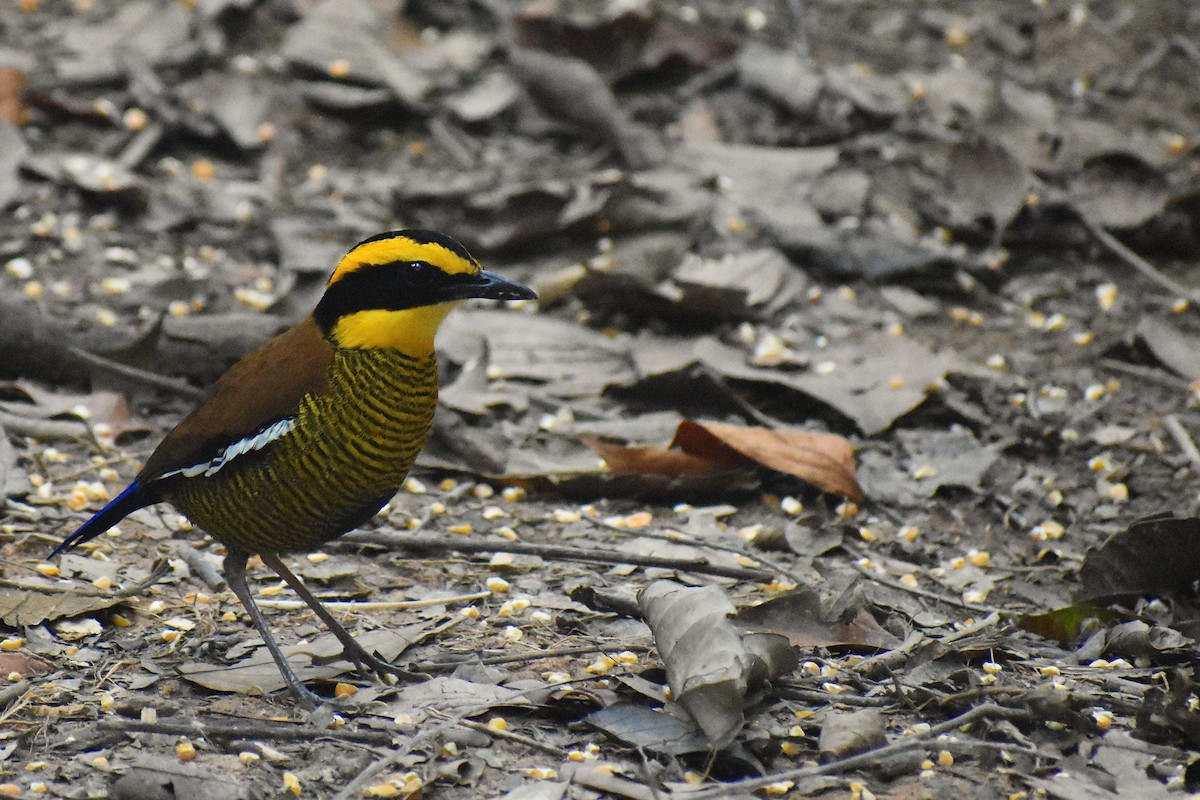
xmin=455 ymin=269 xmax=538 ymax=302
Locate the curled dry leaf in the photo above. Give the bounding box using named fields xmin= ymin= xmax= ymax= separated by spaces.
xmin=638 ymin=580 xmax=757 ymax=748
xmin=583 ymin=419 xmax=863 ymax=501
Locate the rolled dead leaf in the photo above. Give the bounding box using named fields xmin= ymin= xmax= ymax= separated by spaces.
xmin=638 ymin=580 xmax=749 ymax=748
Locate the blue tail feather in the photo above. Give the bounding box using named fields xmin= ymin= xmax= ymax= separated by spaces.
xmin=50 ymin=482 xmax=157 ymax=558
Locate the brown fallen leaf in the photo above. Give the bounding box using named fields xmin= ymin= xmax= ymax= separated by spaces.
xmin=582 ymin=420 xmax=864 ymax=501
xmin=579 ymin=436 xmax=730 ymax=476
xmin=0 ymin=68 xmax=27 ymax=126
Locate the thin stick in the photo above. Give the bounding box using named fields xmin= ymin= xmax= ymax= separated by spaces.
xmin=341 ymin=531 xmax=773 ymax=582
xmin=68 ymin=346 xmax=205 ymax=400
xmin=1164 ymin=414 xmax=1200 ymax=468
xmin=1088 ymin=221 xmax=1200 ymax=308
xmin=681 ymin=703 xmax=1029 ymax=799
xmin=256 ymin=591 xmax=491 ymax=612
xmin=97 ymin=716 xmax=394 ymax=745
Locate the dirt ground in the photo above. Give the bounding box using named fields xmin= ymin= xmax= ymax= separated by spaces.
xmin=2 ymin=0 xmax=1200 ymax=798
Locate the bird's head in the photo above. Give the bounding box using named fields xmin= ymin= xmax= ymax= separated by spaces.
xmin=313 ymin=230 xmax=536 ymax=354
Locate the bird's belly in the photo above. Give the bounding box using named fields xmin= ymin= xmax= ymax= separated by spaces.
xmin=166 ymin=351 xmax=437 ymax=554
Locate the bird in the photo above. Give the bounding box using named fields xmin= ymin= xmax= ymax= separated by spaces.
xmin=51 ymin=229 xmax=537 ymax=708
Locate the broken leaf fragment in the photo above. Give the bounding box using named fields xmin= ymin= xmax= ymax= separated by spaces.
xmin=583 ymin=419 xmax=863 ymax=501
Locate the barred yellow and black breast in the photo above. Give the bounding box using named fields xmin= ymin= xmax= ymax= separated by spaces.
xmin=164 ymin=348 xmax=438 ymax=554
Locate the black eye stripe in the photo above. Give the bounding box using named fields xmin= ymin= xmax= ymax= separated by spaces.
xmin=313 ymin=262 xmax=479 ymax=334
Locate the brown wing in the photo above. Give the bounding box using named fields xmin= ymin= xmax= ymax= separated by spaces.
xmin=138 ymin=317 xmax=333 ymax=483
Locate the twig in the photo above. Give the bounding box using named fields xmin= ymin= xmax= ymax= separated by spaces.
xmin=773 ymin=686 xmax=892 ymax=707
xmin=586 ymin=517 xmax=798 ymax=583
xmin=1164 ymin=414 xmax=1200 ymax=468
xmin=1099 ymin=358 xmax=1191 ymax=392
xmin=97 ymin=716 xmax=395 ymax=745
xmin=0 ymin=408 xmax=92 ymax=442
xmin=453 ymin=716 xmax=565 ymax=757
xmin=174 ymin=543 xmax=226 ymax=591
xmin=340 ymin=531 xmax=773 ymax=582
xmin=415 ymin=643 xmax=653 ymax=672
xmin=68 ymin=347 xmax=205 ymax=400
xmin=681 ymin=703 xmax=1029 ymax=799
xmin=256 ymin=590 xmax=492 ymax=612
xmin=1087 ymin=221 xmax=1200 ymax=309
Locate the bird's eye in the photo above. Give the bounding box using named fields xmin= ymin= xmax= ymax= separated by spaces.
xmin=407 ymin=261 xmax=435 ymax=283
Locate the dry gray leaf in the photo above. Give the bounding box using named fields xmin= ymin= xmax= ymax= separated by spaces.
xmin=1070 ymin=152 xmax=1169 ymax=230
xmin=638 ymin=580 xmax=749 ymax=748
xmin=178 ymin=626 xmax=421 ymax=694
xmin=113 ymin=755 xmax=251 ymax=800
xmin=818 ymin=708 xmax=887 ymax=758
xmin=373 ymin=676 xmax=527 ymax=727
xmin=585 ymin=704 xmax=711 ymax=756
xmin=947 ymin=135 xmax=1029 ymax=230
xmin=280 ymin=0 xmax=431 ymax=105
xmin=0 ymin=583 xmax=125 ymax=627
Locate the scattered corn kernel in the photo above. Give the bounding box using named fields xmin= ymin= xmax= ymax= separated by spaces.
xmin=938 ymin=750 xmax=954 ymax=766
xmin=448 ymin=524 xmax=473 ymax=535
xmin=966 ymin=550 xmax=990 ymax=567
xmin=586 ymin=656 xmax=617 ymax=674
xmin=486 ymin=717 xmax=508 ymax=732
xmin=780 ymin=496 xmax=803 ymax=515
xmin=403 ymin=477 xmax=426 ymax=494
xmin=501 ymin=625 xmax=523 ymax=642
xmin=552 ymin=508 xmax=582 ymax=524
xmin=543 ymin=671 xmax=571 ymax=683
xmin=899 ymin=573 xmax=918 ymax=588
xmin=334 ymin=682 xmax=356 ymax=699
xmin=1092 ymin=709 xmax=1113 ymax=729
xmin=501 ymin=486 xmax=526 ymax=502
xmin=176 ymin=740 xmax=197 ymax=762
xmin=239 ymin=751 xmax=261 ymax=765
xmin=1030 ymin=520 xmax=1065 ymax=541
xmin=836 ymin=501 xmax=858 ymax=520
xmin=0 ymin=638 xmax=24 ymax=652
xmin=283 ymin=771 xmax=301 ymax=796
xmin=763 ymin=781 xmax=795 ymax=795
xmin=486 ymin=576 xmax=511 ymax=593
xmin=1096 ymin=283 xmax=1117 ymax=311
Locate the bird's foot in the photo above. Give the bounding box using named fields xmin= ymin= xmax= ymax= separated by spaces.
xmin=317 ymin=639 xmax=428 ymax=685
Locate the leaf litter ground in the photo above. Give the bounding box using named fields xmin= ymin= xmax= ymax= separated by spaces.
xmin=2 ymin=0 xmax=1200 ymax=798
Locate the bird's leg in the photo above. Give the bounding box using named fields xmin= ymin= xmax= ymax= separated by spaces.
xmin=223 ymin=549 xmax=324 ymax=709
xmin=259 ymin=551 xmax=424 ymax=684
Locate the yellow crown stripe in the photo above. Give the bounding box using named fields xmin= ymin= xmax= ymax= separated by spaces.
xmin=327 ymin=236 xmax=480 ymax=286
